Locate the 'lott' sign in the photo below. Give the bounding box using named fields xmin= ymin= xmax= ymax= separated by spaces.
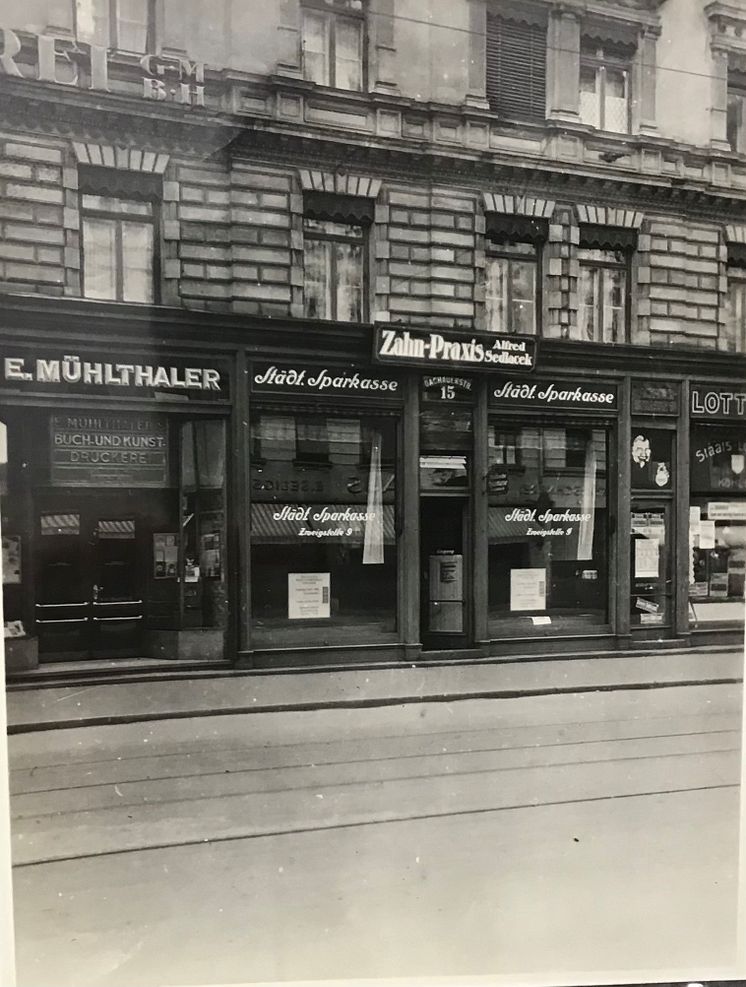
xmin=251 ymin=363 xmax=401 ymax=398
xmin=0 ymin=28 xmax=206 ymax=106
xmin=691 ymin=384 xmax=746 ymax=420
xmin=2 ymin=353 xmax=225 ymax=395
xmin=373 ymin=326 xmax=536 ymax=373
xmin=491 ymin=378 xmax=618 ymax=411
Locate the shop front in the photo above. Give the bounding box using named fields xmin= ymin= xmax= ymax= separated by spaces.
xmin=1 ymin=346 xmax=232 ymax=668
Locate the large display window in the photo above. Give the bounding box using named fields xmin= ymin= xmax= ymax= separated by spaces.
xmin=487 ymin=423 xmax=609 ymax=636
xmin=689 ymin=425 xmax=746 ymax=624
xmin=250 ymin=409 xmax=398 ymax=648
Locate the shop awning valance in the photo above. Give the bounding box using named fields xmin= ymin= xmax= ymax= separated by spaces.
xmin=304 ymin=192 xmax=375 ymax=225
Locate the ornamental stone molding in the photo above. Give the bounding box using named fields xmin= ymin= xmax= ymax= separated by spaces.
xmin=298 ymin=170 xmax=382 ymax=198
xmin=482 ymin=193 xmax=555 ymax=219
xmin=574 ymin=204 xmax=645 ymax=227
xmin=72 ymin=142 xmax=170 ymax=173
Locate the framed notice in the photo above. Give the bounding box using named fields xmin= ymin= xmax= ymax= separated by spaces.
xmin=288 ymin=572 xmax=330 ymax=620
xmin=634 ymin=538 xmax=659 ymax=579
xmin=510 ymin=568 xmax=546 ymax=612
xmin=2 ymin=535 xmax=21 ymax=585
xmin=153 ymin=533 xmax=178 ymax=579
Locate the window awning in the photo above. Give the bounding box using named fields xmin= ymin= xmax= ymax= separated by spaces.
xmin=304 ymin=192 xmax=375 ymax=225
xmin=579 ymin=224 xmax=637 ymax=251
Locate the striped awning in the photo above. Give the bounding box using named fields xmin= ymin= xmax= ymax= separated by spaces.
xmin=40 ymin=513 xmax=80 ymax=536
xmin=251 ymin=503 xmax=396 ymax=545
xmin=97 ymin=519 xmax=136 ymax=540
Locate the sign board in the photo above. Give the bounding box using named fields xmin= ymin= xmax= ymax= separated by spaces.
xmin=421 ymin=374 xmax=474 ymax=402
xmin=1 ymin=351 xmax=227 ymax=400
xmin=491 ymin=378 xmax=617 ymax=412
xmin=707 ymin=501 xmax=746 ymax=521
xmin=373 ymin=326 xmax=536 ymax=373
xmin=691 ymin=384 xmax=746 ymax=420
xmin=250 ymin=363 xmax=400 ymax=399
xmin=631 ymin=381 xmax=679 ymax=416
xmin=50 ymin=412 xmax=169 ymax=487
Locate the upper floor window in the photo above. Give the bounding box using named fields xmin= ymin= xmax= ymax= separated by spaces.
xmin=579 ymin=38 xmax=634 ymax=134
xmin=724 ymin=252 xmax=746 ymax=353
xmin=79 ymin=167 xmax=159 ymax=303
xmin=727 ymin=74 xmax=746 ymax=153
xmin=486 ymin=5 xmax=547 ymax=122
xmin=302 ymin=0 xmax=364 ymax=91
xmin=484 ymin=215 xmax=545 ymax=335
xmin=75 ymin=0 xmax=154 ymax=53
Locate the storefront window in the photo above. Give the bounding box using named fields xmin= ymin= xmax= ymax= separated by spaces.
xmin=689 ymin=426 xmax=746 ymax=624
xmin=250 ymin=410 xmax=398 ymax=647
xmin=487 ymin=424 xmax=608 ymax=635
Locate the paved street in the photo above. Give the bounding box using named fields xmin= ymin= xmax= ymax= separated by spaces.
xmin=7 ymin=682 xmax=743 ymax=986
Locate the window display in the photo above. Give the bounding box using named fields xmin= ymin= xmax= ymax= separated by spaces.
xmin=689 ymin=426 xmax=746 ymax=624
xmin=487 ymin=424 xmax=608 ymax=635
xmin=250 ymin=411 xmax=398 ymax=647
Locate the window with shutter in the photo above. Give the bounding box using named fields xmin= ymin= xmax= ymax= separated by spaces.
xmin=486 ymin=9 xmax=547 ymax=122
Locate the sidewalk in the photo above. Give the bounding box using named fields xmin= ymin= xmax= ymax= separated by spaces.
xmin=5 ymin=647 xmax=744 ymax=733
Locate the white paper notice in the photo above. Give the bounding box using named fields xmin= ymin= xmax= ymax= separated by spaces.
xmin=510 ymin=568 xmax=546 ymax=612
xmin=699 ymin=520 xmax=716 ymax=550
xmin=689 ymin=506 xmax=701 ymax=534
xmin=634 ymin=538 xmax=659 ymax=578
xmin=288 ymin=572 xmax=330 ymax=620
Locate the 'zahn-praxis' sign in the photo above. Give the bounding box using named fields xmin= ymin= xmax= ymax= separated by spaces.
xmin=0 ymin=28 xmax=206 ymax=107
xmin=373 ymin=326 xmax=536 ymax=372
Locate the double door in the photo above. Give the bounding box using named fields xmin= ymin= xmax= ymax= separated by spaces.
xmin=35 ymin=498 xmax=145 ymax=659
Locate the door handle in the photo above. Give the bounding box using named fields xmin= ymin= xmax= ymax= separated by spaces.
xmin=92 ymin=584 xmax=99 ymax=602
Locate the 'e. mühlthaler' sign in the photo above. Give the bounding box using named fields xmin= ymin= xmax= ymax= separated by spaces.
xmin=373 ymin=326 xmax=536 ymax=373
xmin=2 ymin=353 xmax=223 ymax=393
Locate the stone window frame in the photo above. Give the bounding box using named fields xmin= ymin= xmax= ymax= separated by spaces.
xmin=73 ymin=0 xmax=159 ymax=54
xmin=291 ymin=170 xmax=384 ymax=323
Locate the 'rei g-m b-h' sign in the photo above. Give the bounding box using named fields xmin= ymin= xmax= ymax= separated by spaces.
xmin=373 ymin=326 xmax=537 ymax=373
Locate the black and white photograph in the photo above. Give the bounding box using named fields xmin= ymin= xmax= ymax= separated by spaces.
xmin=0 ymin=0 xmax=745 ymax=985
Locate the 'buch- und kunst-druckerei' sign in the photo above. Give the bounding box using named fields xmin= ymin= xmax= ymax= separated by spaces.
xmin=373 ymin=326 xmax=537 ymax=373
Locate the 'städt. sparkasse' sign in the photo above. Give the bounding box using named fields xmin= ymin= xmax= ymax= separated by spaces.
xmin=373 ymin=326 xmax=536 ymax=373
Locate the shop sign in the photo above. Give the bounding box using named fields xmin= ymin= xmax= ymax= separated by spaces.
xmin=50 ymin=412 xmax=169 ymax=487
xmin=1 ymin=351 xmax=227 ymax=398
xmin=631 ymin=381 xmax=679 ymax=416
xmin=691 ymin=384 xmax=746 ymax=420
xmin=421 ymin=374 xmax=474 ymax=402
xmin=250 ymin=363 xmax=400 ymax=398
xmin=373 ymin=326 xmax=536 ymax=373
xmin=491 ymin=378 xmax=617 ymax=411
xmin=500 ymin=507 xmax=592 ymax=538
xmin=0 ymin=28 xmax=207 ymax=107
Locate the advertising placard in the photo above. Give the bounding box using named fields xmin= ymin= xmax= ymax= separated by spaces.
xmin=288 ymin=572 xmax=331 ymax=620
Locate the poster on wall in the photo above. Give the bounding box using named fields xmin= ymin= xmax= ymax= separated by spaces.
xmin=510 ymin=568 xmax=546 ymax=612
xmin=2 ymin=535 xmax=21 ymax=585
xmin=153 ymin=533 xmax=178 ymax=579
xmin=288 ymin=572 xmax=330 ymax=620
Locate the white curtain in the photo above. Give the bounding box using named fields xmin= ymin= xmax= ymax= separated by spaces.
xmin=577 ymin=436 xmax=597 ymax=561
xmin=363 ymin=431 xmax=384 ymax=565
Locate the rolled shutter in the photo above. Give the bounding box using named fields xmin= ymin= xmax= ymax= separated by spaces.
xmin=486 ymin=11 xmax=547 ymax=122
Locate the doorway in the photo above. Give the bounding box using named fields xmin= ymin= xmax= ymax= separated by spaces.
xmin=34 ymin=498 xmax=145 ymax=659
xmin=420 ymin=496 xmax=470 ymax=651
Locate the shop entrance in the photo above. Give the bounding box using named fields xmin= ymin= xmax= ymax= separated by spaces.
xmin=420 ymin=496 xmax=471 ymax=651
xmin=35 ymin=497 xmax=146 ymax=659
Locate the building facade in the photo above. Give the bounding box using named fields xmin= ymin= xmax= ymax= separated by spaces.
xmin=1 ymin=0 xmax=745 ymax=672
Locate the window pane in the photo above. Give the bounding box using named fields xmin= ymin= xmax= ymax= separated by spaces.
xmin=76 ymin=0 xmax=108 ymax=45
xmin=303 ymin=11 xmax=329 ymax=85
xmin=604 ymin=68 xmax=629 ymax=133
xmin=82 ymin=217 xmax=117 ymax=299
xmin=82 ymin=194 xmax=153 ymax=216
xmin=485 ymin=256 xmax=507 ymax=332
xmin=335 ymin=239 xmax=364 ymax=321
xmin=579 ymin=266 xmax=597 ymax=341
xmin=488 ymin=424 xmax=609 ymax=634
xmin=579 ymin=64 xmax=600 ymax=128
xmin=304 ymin=238 xmax=332 ymax=319
xmin=602 ymin=267 xmax=625 ymax=343
xmin=510 ymin=259 xmax=536 ymax=335
xmin=724 ymin=275 xmax=746 ymax=353
xmin=335 ymin=17 xmax=363 ymax=91
xmin=727 ymin=91 xmax=744 ymax=152
xmin=121 ymin=220 xmax=154 ymax=303
xmin=116 ymin=0 xmax=149 ymax=51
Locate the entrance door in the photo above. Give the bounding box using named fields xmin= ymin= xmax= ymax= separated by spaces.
xmin=35 ymin=504 xmax=144 ymax=659
xmin=630 ymin=500 xmax=673 ymax=636
xmin=420 ymin=497 xmax=470 ymax=651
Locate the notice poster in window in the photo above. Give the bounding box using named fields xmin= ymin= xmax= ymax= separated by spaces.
xmin=510 ymin=568 xmax=546 ymax=612
xmin=634 ymin=538 xmax=659 ymax=579
xmin=153 ymin=533 xmax=178 ymax=579
xmin=288 ymin=572 xmax=330 ymax=620
xmin=2 ymin=535 xmax=21 ymax=585
xmin=699 ymin=520 xmax=716 ymax=550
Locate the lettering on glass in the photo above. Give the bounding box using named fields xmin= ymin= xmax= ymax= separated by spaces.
xmin=50 ymin=413 xmax=169 ymax=488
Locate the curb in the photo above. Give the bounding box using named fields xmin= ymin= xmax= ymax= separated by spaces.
xmin=7 ymin=675 xmax=743 ymax=735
